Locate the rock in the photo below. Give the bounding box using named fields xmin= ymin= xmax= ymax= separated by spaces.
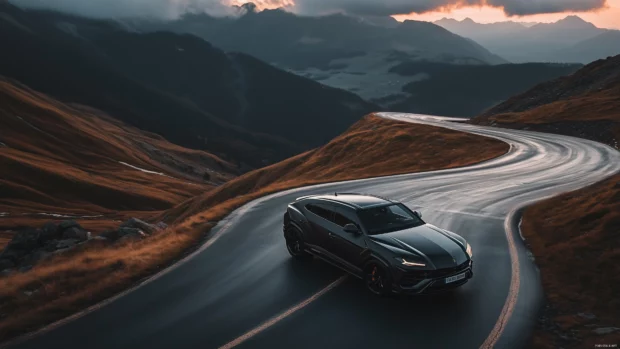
xmin=91 ymin=236 xmax=108 ymax=242
xmin=7 ymin=229 xmax=41 ymax=250
xmin=117 ymin=228 xmax=148 ymax=242
xmin=0 ymin=247 xmax=29 ymax=262
xmin=55 ymin=239 xmax=78 ymax=250
xmin=578 ymin=312 xmax=596 ymax=320
xmin=0 ymin=259 xmax=14 ymax=270
xmin=57 ymin=220 xmax=80 ymax=232
xmin=1 ymin=269 xmax=13 ymax=277
xmin=40 ymin=222 xmax=60 ymax=242
xmin=155 ymin=222 xmax=168 ymax=231
xmin=120 ymin=218 xmax=158 ymax=235
xmin=21 ymin=250 xmax=51 ymax=265
xmin=61 ymin=227 xmax=90 ymax=241
xmin=593 ymin=327 xmax=620 ymax=335
xmin=117 ymin=227 xmax=143 ymax=237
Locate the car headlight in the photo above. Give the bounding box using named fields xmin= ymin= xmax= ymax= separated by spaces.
xmin=466 ymin=243 xmax=473 ymax=258
xmin=399 ymin=257 xmax=426 ymax=267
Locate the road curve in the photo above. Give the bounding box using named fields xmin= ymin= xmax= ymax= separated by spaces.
xmin=6 ymin=113 xmax=620 ymax=349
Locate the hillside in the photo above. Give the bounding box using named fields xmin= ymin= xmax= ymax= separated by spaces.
xmin=0 ymin=2 xmax=375 ymax=167
xmin=474 ymin=55 xmax=620 ymax=148
xmin=0 ymin=115 xmax=508 ymax=341
xmin=385 ymin=61 xmax=581 ymax=117
xmin=551 ymin=31 xmax=620 ymax=64
xmin=0 ymin=77 xmax=236 ymax=232
xmin=167 ymin=115 xmax=509 ymax=223
xmin=523 ymin=174 xmax=620 ymax=348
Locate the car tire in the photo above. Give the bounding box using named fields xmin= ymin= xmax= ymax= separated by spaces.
xmin=285 ymin=226 xmax=312 ymax=260
xmin=364 ymin=262 xmax=392 ymax=296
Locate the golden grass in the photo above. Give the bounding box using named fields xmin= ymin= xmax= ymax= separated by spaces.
xmin=522 ymin=174 xmax=620 ymax=348
xmin=0 ymin=77 xmax=235 ymax=216
xmin=0 ymin=114 xmax=509 ymax=343
xmin=473 ymin=85 xmax=620 ymax=147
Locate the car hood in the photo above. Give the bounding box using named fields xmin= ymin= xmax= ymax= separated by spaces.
xmin=368 ymin=224 xmax=469 ymax=269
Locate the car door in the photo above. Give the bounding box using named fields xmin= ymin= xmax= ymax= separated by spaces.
xmin=325 ymin=207 xmax=368 ymax=270
xmin=304 ymin=203 xmax=336 ymax=251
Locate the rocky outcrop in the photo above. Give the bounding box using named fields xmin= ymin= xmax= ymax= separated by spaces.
xmin=0 ymin=218 xmax=167 ymax=276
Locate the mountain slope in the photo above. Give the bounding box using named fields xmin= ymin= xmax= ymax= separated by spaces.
xmin=385 ymin=61 xmax=581 ymax=117
xmin=436 ymin=16 xmax=614 ymax=64
xmin=550 ymin=30 xmax=620 ymax=64
xmin=0 ymin=3 xmax=375 ymax=167
xmin=474 ymin=55 xmax=620 ymax=148
xmin=0 ymin=76 xmax=236 ymax=219
xmin=136 ymin=9 xmax=506 ymax=69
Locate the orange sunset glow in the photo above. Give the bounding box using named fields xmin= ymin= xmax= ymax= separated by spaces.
xmin=393 ymin=0 xmax=620 ymax=29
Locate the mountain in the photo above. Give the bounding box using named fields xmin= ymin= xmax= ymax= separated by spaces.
xmin=435 ymin=16 xmax=614 ymax=64
xmin=134 ymin=9 xmax=507 ymax=70
xmin=434 ymin=17 xmax=528 ymax=41
xmin=474 ymin=55 xmax=620 ymax=147
xmin=0 ymin=76 xmax=238 ymax=219
xmin=0 ymin=2 xmax=376 ymax=169
xmin=380 ymin=61 xmax=581 ymax=117
xmin=128 ymin=8 xmax=508 ymax=108
xmin=549 ymin=30 xmax=620 ymax=64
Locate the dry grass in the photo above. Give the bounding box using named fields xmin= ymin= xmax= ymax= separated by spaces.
xmin=522 ymin=174 xmax=620 ymax=348
xmin=0 ymin=114 xmax=509 ymax=343
xmin=0 ymin=77 xmax=236 ymax=216
xmin=473 ymin=56 xmax=620 ymax=148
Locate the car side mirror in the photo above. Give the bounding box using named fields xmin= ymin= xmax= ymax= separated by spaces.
xmin=343 ymin=223 xmax=360 ymax=234
xmin=414 ymin=211 xmax=422 ymax=218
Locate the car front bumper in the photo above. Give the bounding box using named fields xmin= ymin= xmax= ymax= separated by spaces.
xmin=391 ymin=260 xmax=474 ymax=295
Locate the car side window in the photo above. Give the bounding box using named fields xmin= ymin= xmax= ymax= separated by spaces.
xmin=306 ymin=204 xmax=333 ymax=221
xmin=332 ymin=212 xmax=354 ymax=227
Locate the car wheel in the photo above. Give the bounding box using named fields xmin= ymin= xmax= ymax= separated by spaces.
xmin=285 ymin=226 xmax=311 ymax=260
xmin=364 ymin=263 xmax=392 ymax=296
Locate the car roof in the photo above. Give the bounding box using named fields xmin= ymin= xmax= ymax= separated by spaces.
xmin=298 ymin=193 xmax=396 ymax=209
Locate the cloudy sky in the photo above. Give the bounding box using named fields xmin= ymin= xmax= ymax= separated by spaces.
xmin=10 ymin=0 xmax=620 ymax=28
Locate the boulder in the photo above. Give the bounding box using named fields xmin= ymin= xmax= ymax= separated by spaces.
xmin=117 ymin=228 xmax=148 ymax=242
xmin=61 ymin=227 xmax=90 ymax=241
xmin=7 ymin=229 xmax=42 ymax=251
xmin=57 ymin=220 xmax=80 ymax=232
xmin=117 ymin=227 xmax=144 ymax=238
xmin=21 ymin=250 xmax=51 ymax=266
xmin=155 ymin=222 xmax=168 ymax=231
xmin=55 ymin=239 xmax=78 ymax=250
xmin=0 ymin=248 xmax=28 ymax=262
xmin=0 ymin=259 xmax=14 ymax=270
xmin=40 ymin=222 xmax=60 ymax=242
xmin=120 ymin=218 xmax=158 ymax=235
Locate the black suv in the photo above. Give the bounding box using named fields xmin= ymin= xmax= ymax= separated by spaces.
xmin=283 ymin=193 xmax=473 ymax=295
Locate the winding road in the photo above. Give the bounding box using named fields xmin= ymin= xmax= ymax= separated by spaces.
xmin=6 ymin=113 xmax=620 ymax=349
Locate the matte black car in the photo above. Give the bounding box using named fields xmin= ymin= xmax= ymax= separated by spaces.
xmin=283 ymin=193 xmax=473 ymax=295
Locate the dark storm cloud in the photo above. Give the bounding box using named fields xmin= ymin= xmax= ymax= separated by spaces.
xmin=488 ymin=0 xmax=607 ymax=15
xmin=8 ymin=0 xmax=236 ymax=19
xmin=292 ymin=0 xmax=608 ymax=16
xmin=7 ymin=0 xmax=609 ymax=19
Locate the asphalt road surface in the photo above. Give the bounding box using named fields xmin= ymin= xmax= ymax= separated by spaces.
xmin=6 ymin=113 xmax=620 ymax=349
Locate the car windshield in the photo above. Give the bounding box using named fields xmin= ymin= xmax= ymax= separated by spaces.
xmin=358 ymin=204 xmax=424 ymax=235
